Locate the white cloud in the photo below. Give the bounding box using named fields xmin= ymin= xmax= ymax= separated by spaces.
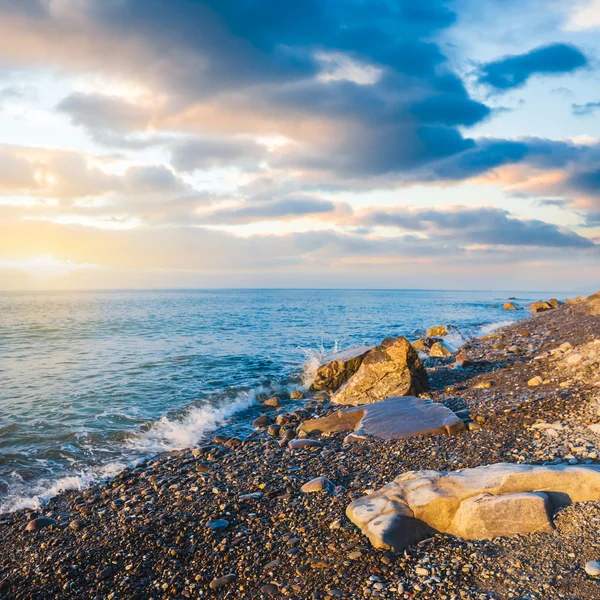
xmin=564 ymin=0 xmax=600 ymax=30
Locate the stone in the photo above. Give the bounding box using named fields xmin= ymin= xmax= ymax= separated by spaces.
xmin=346 ymin=463 xmax=600 ymax=551
xmin=587 ymin=291 xmax=600 ymax=315
xmin=310 ymin=345 xmax=372 ymax=392
xmin=429 ymin=341 xmax=454 ymax=358
xmin=584 ymin=561 xmax=600 ymax=577
xmin=531 ymin=301 xmax=553 ymax=313
xmin=298 ymin=396 xmax=465 ymax=439
xmin=427 ymin=325 xmax=449 ymax=337
xmin=566 ymin=353 xmax=582 ymax=364
xmin=548 ymin=298 xmax=560 ymax=309
xmin=25 ymin=517 xmax=57 ymax=532
xmin=207 ymin=519 xmax=229 ymax=530
xmin=332 ymin=337 xmax=429 ymax=405
xmin=210 ymin=574 xmax=236 ymax=590
xmin=301 ymin=477 xmax=335 ymax=493
xmin=503 ymin=303 xmax=517 ymax=310
xmin=288 ymin=439 xmax=322 ymax=450
xmin=252 ymin=414 xmax=273 ymax=427
xmin=528 ymin=376 xmax=543 ymax=387
xmin=290 ymin=390 xmax=305 ymax=399
xmin=411 ymin=337 xmax=439 ymax=353
xmin=449 ymin=492 xmax=554 ymax=539
xmin=588 ymin=424 xmax=600 ymax=435
xmin=263 ymin=397 xmax=280 ymax=408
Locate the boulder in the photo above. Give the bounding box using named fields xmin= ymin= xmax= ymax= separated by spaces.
xmin=346 ymin=463 xmax=600 ymax=551
xmin=410 ymin=337 xmax=439 ymax=353
xmin=531 ymin=301 xmax=552 ymax=313
xmin=587 ymin=291 xmax=600 ymax=315
xmin=429 ymin=341 xmax=454 ymax=357
xmin=427 ymin=325 xmax=449 ymax=337
xmin=332 ymin=337 xmax=429 ymax=405
xmin=298 ymin=396 xmax=465 ymax=439
xmin=310 ymin=345 xmax=372 ymax=392
xmin=503 ymin=302 xmax=517 ymax=311
xmin=548 ymin=298 xmax=560 ymax=309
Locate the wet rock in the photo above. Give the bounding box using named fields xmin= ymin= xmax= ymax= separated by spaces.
xmin=263 ymin=397 xmax=281 ymax=408
xmin=311 ymin=345 xmax=372 ymax=392
xmin=503 ymin=303 xmax=517 ymax=310
xmin=429 ymin=341 xmax=454 ymax=357
xmin=427 ymin=325 xmax=449 ymax=337
xmin=332 ymin=337 xmax=429 ymax=405
xmin=252 ymin=414 xmax=272 ymax=427
xmin=290 ymin=390 xmax=305 ymax=399
xmin=531 ymin=301 xmax=553 ymax=313
xmin=411 ymin=337 xmax=439 ymax=353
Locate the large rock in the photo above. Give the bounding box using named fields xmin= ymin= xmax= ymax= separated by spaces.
xmin=346 ymin=463 xmax=600 ymax=551
xmin=531 ymin=301 xmax=553 ymax=313
xmin=332 ymin=337 xmax=429 ymax=405
xmin=310 ymin=345 xmax=372 ymax=392
xmin=427 ymin=325 xmax=449 ymax=337
xmin=587 ymin=291 xmax=600 ymax=315
xmin=429 ymin=341 xmax=454 ymax=357
xmin=298 ymin=396 xmax=465 ymax=439
xmin=411 ymin=337 xmax=439 ymax=353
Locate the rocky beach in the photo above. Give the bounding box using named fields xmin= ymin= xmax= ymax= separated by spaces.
xmin=1 ymin=292 xmax=600 ymax=600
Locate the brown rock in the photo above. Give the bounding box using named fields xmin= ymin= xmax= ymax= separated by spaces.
xmin=25 ymin=517 xmax=57 ymax=532
xmin=298 ymin=396 xmax=465 ymax=439
xmin=427 ymin=325 xmax=449 ymax=337
xmin=332 ymin=337 xmax=429 ymax=405
xmin=347 ymin=463 xmax=600 ymax=551
xmin=411 ymin=337 xmax=439 ymax=353
xmin=429 ymin=341 xmax=454 ymax=357
xmin=531 ymin=301 xmax=552 ymax=313
xmin=263 ymin=397 xmax=280 ymax=408
xmin=310 ymin=345 xmax=372 ymax=392
xmin=503 ymin=302 xmax=517 ymax=310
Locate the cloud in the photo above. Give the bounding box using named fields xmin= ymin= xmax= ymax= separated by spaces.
xmin=170 ymin=137 xmax=267 ymax=172
xmin=572 ymin=101 xmax=600 ymax=116
xmin=479 ymin=43 xmax=588 ymax=91
xmin=361 ymin=206 xmax=595 ymax=248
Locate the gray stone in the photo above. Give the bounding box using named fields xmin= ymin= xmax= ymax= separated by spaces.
xmin=299 ymin=396 xmax=465 ymax=439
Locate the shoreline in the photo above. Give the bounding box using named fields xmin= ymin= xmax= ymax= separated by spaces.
xmin=1 ymin=293 xmax=599 ymax=599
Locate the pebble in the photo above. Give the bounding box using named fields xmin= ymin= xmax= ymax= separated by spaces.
xmin=584 ymin=561 xmax=600 ymax=577
xmin=301 ymin=477 xmax=335 ymax=493
xmin=207 ymin=519 xmax=229 ymax=530
xmin=210 ymin=574 xmax=236 ymax=589
xmin=25 ymin=517 xmax=57 ymax=532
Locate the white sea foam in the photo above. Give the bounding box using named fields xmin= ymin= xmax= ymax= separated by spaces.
xmin=126 ymin=390 xmax=257 ymax=453
xmin=0 ymin=390 xmax=259 ymax=514
xmin=478 ymin=320 xmax=513 ymax=336
xmin=0 ymin=461 xmax=126 ymax=514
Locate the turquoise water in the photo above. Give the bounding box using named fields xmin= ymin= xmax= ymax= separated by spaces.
xmin=0 ymin=289 xmax=557 ymax=512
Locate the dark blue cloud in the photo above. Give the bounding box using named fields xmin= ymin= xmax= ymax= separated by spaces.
xmin=363 ymin=207 xmax=594 ymax=248
xmin=572 ymin=101 xmax=600 ymax=117
xmin=568 ymin=168 xmax=600 ymax=195
xmin=479 ymin=43 xmax=588 ymax=91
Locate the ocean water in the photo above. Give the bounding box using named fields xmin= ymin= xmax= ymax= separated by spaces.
xmin=0 ymin=288 xmax=560 ymax=513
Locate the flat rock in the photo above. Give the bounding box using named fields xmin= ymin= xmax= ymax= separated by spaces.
xmin=332 ymin=337 xmax=429 ymax=405
xmin=298 ymin=396 xmax=465 ymax=439
xmin=347 ymin=463 xmax=600 ymax=551
xmin=288 ymin=439 xmax=322 ymax=450
xmin=585 ymin=561 xmax=600 ymax=577
xmin=310 ymin=345 xmax=372 ymax=392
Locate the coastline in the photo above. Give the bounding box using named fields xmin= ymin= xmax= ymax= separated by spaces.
xmin=1 ymin=293 xmax=600 ymax=599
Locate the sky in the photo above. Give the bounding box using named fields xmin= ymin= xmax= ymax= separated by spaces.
xmin=0 ymin=0 xmax=599 ymax=291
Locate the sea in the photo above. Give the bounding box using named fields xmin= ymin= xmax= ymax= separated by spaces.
xmin=0 ymin=288 xmax=564 ymax=514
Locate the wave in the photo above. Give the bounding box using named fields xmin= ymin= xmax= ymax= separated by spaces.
xmin=0 ymin=389 xmax=259 ymax=514
xmin=477 ymin=320 xmax=514 ymax=336
xmin=125 ymin=390 xmax=258 ymax=453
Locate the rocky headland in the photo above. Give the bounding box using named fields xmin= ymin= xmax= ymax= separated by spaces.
xmin=1 ymin=292 xmax=600 ymax=599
